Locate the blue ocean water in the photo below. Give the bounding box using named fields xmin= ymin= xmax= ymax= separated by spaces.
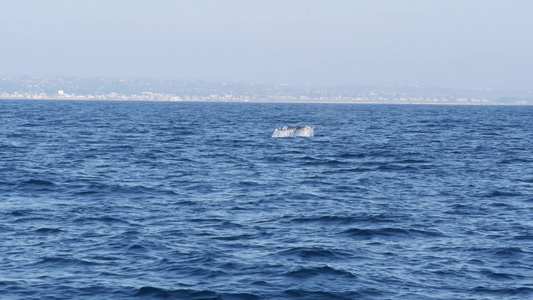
xmin=1 ymin=100 xmax=532 ymax=299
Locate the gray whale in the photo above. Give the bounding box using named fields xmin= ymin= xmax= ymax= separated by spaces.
xmin=272 ymin=125 xmax=314 ymax=137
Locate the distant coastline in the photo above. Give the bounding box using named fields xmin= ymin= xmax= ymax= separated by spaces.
xmin=4 ymin=97 xmax=531 ymax=105
xmin=1 ymin=76 xmax=531 ymax=105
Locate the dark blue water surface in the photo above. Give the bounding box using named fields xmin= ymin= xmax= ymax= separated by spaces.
xmin=1 ymin=100 xmax=532 ymax=299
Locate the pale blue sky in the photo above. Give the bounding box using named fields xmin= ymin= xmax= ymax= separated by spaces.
xmin=1 ymin=0 xmax=532 ymax=89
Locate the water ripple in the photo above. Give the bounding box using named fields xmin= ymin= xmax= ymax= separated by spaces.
xmin=1 ymin=101 xmax=532 ymax=299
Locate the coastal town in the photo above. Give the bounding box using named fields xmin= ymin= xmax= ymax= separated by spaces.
xmin=1 ymin=89 xmax=495 ymax=104
xmin=1 ymin=76 xmax=530 ymax=105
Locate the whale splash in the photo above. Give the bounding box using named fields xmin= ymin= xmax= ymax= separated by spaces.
xmin=272 ymin=125 xmax=315 ymax=138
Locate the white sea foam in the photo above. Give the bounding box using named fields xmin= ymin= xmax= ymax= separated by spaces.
xmin=272 ymin=125 xmax=314 ymax=138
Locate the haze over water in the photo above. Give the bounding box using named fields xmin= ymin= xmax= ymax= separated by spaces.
xmin=1 ymin=1 xmax=532 ymax=89
xmin=1 ymin=100 xmax=532 ymax=299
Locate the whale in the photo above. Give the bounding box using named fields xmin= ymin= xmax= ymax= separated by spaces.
xmin=272 ymin=125 xmax=314 ymax=138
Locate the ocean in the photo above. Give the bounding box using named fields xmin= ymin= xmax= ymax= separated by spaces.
xmin=1 ymin=100 xmax=532 ymax=299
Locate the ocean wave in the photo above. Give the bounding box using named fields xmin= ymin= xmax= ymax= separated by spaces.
xmin=284 ymin=265 xmax=357 ymax=279
xmin=499 ymin=158 xmax=533 ymax=164
xmin=480 ymin=269 xmax=526 ymax=280
xmin=320 ymin=167 xmax=372 ymax=174
xmin=338 ymin=153 xmax=366 ymax=159
xmin=290 ymin=213 xmax=400 ymax=225
xmin=518 ymin=177 xmax=533 ymax=183
xmin=277 ymin=247 xmax=353 ymax=261
xmin=468 ymin=246 xmax=528 ymax=258
xmin=133 ymin=286 xmax=212 ymax=299
xmin=8 ymin=209 xmax=33 ymax=217
xmin=33 ymin=257 xmax=99 ymax=266
xmin=290 ymin=215 xmax=359 ymax=225
xmin=211 ymin=234 xmax=256 ymax=241
xmin=74 ymin=216 xmax=133 ymax=225
xmin=484 ymin=190 xmax=523 ymax=197
xmin=283 ymin=289 xmax=366 ymax=300
xmin=34 ymin=228 xmax=63 ymax=234
xmin=18 ymin=179 xmax=55 ymax=186
xmin=470 ymin=286 xmax=533 ymax=297
xmin=302 ymin=159 xmax=345 ymax=166
xmin=342 ymin=227 xmax=446 ymax=239
xmin=513 ymin=235 xmax=533 ymax=240
xmin=133 ymin=286 xmax=261 ymax=300
xmin=376 ymin=164 xmax=418 ymax=171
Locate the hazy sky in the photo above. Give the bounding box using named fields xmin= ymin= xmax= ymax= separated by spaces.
xmin=1 ymin=0 xmax=532 ymax=89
